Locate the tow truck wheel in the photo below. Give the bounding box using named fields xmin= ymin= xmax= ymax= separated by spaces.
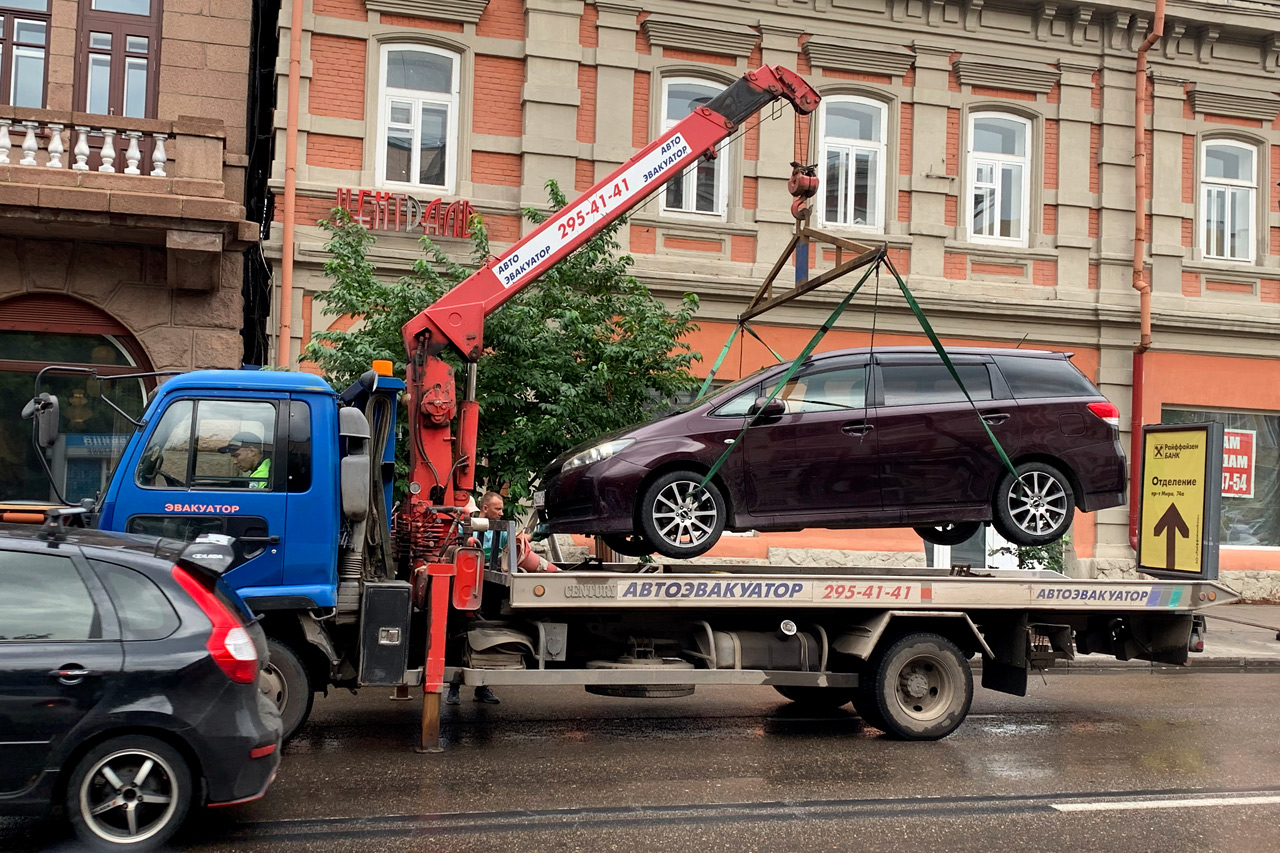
xmin=638 ymin=471 xmax=726 ymax=559
xmin=261 ymin=639 xmax=313 ymax=742
xmin=914 ymin=522 xmax=980 ymax=546
xmin=992 ymin=462 xmax=1075 ymax=547
xmin=772 ymin=685 xmax=856 ymax=710
xmin=862 ymin=632 xmax=972 ymax=741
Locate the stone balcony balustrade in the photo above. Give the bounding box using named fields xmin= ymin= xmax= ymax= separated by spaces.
xmin=0 ymin=106 xmax=257 ymax=292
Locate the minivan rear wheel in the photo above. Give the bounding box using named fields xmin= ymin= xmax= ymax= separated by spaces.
xmin=638 ymin=471 xmax=726 ymax=559
xmin=992 ymin=462 xmax=1075 ymax=546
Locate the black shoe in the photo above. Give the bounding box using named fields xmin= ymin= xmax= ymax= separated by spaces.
xmin=474 ymin=686 xmax=500 ymax=704
xmin=444 ymin=686 xmax=460 ymax=705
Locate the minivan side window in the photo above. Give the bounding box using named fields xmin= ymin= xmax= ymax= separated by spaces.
xmin=92 ymin=561 xmax=179 ymax=641
xmin=778 ymin=366 xmax=867 ymax=413
xmin=0 ymin=551 xmax=101 ymax=641
xmin=136 ymin=399 xmax=277 ymax=491
xmin=880 ymin=363 xmax=994 ymax=406
xmin=714 ymin=383 xmax=762 ymax=417
xmin=993 ymin=356 xmax=1097 ymax=399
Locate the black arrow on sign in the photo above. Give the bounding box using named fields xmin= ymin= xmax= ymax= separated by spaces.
xmin=1153 ymin=503 xmax=1190 ymax=569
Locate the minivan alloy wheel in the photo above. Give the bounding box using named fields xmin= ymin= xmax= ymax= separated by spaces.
xmin=638 ymin=471 xmax=727 ymax=559
xmin=992 ymin=462 xmax=1076 ymax=546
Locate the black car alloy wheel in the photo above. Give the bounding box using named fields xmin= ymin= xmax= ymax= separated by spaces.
xmin=68 ymin=735 xmax=192 ymax=851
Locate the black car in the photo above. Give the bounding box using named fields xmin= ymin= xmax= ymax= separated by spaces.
xmin=539 ymin=347 xmax=1127 ymax=559
xmin=0 ymin=520 xmax=282 ymax=850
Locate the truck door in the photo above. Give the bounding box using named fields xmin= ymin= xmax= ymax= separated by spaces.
xmin=114 ymin=396 xmax=288 ymax=593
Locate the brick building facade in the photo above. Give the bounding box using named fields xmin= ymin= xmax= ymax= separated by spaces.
xmin=265 ymin=0 xmax=1280 ymax=593
xmin=0 ymin=0 xmax=269 ymax=506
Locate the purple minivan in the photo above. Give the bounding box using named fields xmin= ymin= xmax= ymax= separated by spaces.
xmin=537 ymin=347 xmax=1126 ymax=559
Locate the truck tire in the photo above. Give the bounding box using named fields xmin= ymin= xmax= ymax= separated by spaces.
xmin=261 ymin=639 xmax=313 ymax=742
xmin=66 ymin=734 xmax=192 ymax=851
xmin=772 ymin=685 xmax=855 ymax=710
xmin=638 ymin=470 xmax=726 ymax=559
xmin=860 ymin=632 xmax=972 ymax=741
xmin=991 ymin=461 xmax=1075 ymax=546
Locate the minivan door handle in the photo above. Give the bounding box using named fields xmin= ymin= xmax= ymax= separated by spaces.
xmin=49 ymin=666 xmax=99 ymax=685
xmin=842 ymin=422 xmax=874 ymax=436
xmin=981 ymin=413 xmax=1012 ymax=425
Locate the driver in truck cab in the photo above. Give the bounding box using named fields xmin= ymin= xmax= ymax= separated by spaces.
xmin=219 ymin=433 xmax=270 ymax=489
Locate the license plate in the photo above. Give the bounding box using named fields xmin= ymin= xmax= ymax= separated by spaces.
xmin=533 ymin=490 xmax=546 ymax=508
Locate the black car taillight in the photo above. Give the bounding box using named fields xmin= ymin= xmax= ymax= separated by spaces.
xmin=173 ymin=566 xmax=258 ymax=684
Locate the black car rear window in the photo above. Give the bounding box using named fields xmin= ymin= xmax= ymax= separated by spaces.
xmin=92 ymin=561 xmax=180 ymax=641
xmin=993 ymin=356 xmax=1099 ymax=399
xmin=0 ymin=551 xmax=101 ymax=641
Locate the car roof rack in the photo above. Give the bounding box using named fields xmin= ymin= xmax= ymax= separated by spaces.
xmin=43 ymin=506 xmax=87 ymax=541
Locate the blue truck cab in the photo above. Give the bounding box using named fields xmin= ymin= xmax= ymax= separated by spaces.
xmin=89 ymin=368 xmax=404 ymax=738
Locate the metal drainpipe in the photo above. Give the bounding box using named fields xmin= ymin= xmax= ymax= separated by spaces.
xmin=1128 ymin=0 xmax=1166 ymax=551
xmin=278 ymin=0 xmax=304 ymax=368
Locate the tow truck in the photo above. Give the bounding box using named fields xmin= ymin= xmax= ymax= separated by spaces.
xmin=18 ymin=64 xmax=1237 ymax=746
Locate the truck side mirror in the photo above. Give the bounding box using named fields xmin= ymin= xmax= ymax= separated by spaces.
xmin=748 ymin=397 xmax=785 ymax=420
xmin=22 ymin=393 xmax=61 ymax=448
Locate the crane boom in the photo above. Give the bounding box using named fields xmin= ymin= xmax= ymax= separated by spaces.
xmin=397 ymin=65 xmax=819 ymax=574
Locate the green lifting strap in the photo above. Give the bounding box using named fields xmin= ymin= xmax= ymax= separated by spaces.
xmin=881 ymin=256 xmax=1021 ymax=484
xmin=698 ymin=263 xmax=879 ymax=492
xmin=695 ymin=322 xmax=786 ymax=402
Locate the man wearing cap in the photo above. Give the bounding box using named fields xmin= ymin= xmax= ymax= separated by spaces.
xmin=219 ymin=432 xmax=270 ymax=489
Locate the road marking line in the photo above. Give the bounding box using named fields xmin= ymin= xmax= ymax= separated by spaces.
xmin=1053 ymin=795 xmax=1280 ymax=813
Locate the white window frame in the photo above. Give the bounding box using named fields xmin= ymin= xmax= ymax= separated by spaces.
xmin=660 ymin=76 xmax=729 ymax=219
xmin=1200 ymin=139 xmax=1257 ymax=264
xmin=375 ymin=43 xmax=460 ymax=194
xmin=817 ymin=95 xmax=887 ymax=232
xmin=966 ymin=112 xmax=1032 ymax=247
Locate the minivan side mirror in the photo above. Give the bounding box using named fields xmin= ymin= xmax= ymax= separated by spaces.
xmin=22 ymin=393 xmax=61 ymax=448
xmin=748 ymin=397 xmax=786 ymax=419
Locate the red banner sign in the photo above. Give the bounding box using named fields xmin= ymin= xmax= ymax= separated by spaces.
xmin=334 ymin=189 xmax=474 ymax=238
xmin=1222 ymin=429 xmax=1255 ymax=499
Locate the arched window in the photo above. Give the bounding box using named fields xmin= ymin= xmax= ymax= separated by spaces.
xmin=661 ymin=77 xmax=728 ymax=216
xmin=0 ymin=295 xmax=151 ymax=504
xmin=967 ymin=112 xmax=1031 ymax=246
xmin=1201 ymin=140 xmax=1257 ymax=263
xmin=376 ymin=44 xmax=460 ymax=192
xmin=818 ymin=96 xmax=887 ymax=230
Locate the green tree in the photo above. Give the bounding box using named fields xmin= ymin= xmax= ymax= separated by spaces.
xmin=302 ymin=181 xmax=701 ymax=501
xmin=989 ymin=537 xmax=1069 ymax=573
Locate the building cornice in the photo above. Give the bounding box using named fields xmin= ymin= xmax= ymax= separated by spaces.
xmin=641 ymin=14 xmax=759 ymax=58
xmin=1187 ymin=82 xmax=1280 ymax=122
xmin=954 ymin=52 xmax=1060 ymax=94
xmin=803 ymin=36 xmax=915 ymax=79
xmin=365 ymin=0 xmax=489 ymax=24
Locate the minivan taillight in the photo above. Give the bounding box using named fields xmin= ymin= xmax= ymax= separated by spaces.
xmin=172 ymin=566 xmax=258 ymax=684
xmin=1088 ymin=401 xmax=1120 ymax=429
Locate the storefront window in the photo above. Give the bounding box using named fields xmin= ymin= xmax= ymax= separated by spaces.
xmin=0 ymin=330 xmax=146 ymax=505
xmin=1163 ymin=408 xmax=1280 ymax=546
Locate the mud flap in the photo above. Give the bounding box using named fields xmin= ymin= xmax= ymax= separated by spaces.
xmin=980 ymin=614 xmax=1029 ymax=697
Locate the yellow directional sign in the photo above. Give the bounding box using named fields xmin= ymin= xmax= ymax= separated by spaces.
xmin=1138 ymin=424 xmax=1221 ymax=578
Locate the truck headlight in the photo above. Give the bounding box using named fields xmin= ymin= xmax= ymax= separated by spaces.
xmin=562 ymin=439 xmax=635 ymax=473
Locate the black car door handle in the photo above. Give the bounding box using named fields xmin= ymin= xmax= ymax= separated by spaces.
xmin=842 ymin=423 xmax=874 ymax=436
xmin=49 ymin=667 xmax=99 ymax=684
xmin=238 ymin=535 xmax=280 ymax=545
xmin=982 ymin=413 xmax=1012 ymax=425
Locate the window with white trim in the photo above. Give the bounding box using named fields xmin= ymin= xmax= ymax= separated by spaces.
xmin=661 ymin=78 xmax=727 ymax=216
xmin=818 ymin=96 xmax=886 ymax=230
xmin=0 ymin=1 xmax=49 ymax=109
xmin=967 ymin=113 xmax=1031 ymax=246
xmin=1201 ymin=140 xmax=1257 ymax=263
xmin=376 ymin=45 xmax=459 ymax=192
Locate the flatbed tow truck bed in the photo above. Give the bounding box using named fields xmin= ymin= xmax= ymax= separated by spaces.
xmin=436 ymin=565 xmax=1237 ymax=739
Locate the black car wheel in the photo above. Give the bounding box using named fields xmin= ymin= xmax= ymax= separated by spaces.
xmin=914 ymin=522 xmax=981 ymax=546
xmin=601 ymin=533 xmax=657 ymax=558
xmin=67 ymin=735 xmax=192 ymax=851
xmin=992 ymin=462 xmax=1075 ymax=546
xmin=638 ymin=471 xmax=726 ymax=559
xmin=260 ymin=639 xmax=313 ymax=742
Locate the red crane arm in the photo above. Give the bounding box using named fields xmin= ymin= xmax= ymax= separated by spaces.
xmin=401 ymin=65 xmax=819 ymax=361
xmin=397 ymin=65 xmax=819 ymax=573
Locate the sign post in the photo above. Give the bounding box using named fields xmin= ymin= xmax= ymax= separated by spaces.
xmin=1137 ymin=422 xmax=1223 ymax=580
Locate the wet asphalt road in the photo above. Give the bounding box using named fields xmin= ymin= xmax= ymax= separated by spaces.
xmin=6 ymin=671 xmax=1280 ymax=852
